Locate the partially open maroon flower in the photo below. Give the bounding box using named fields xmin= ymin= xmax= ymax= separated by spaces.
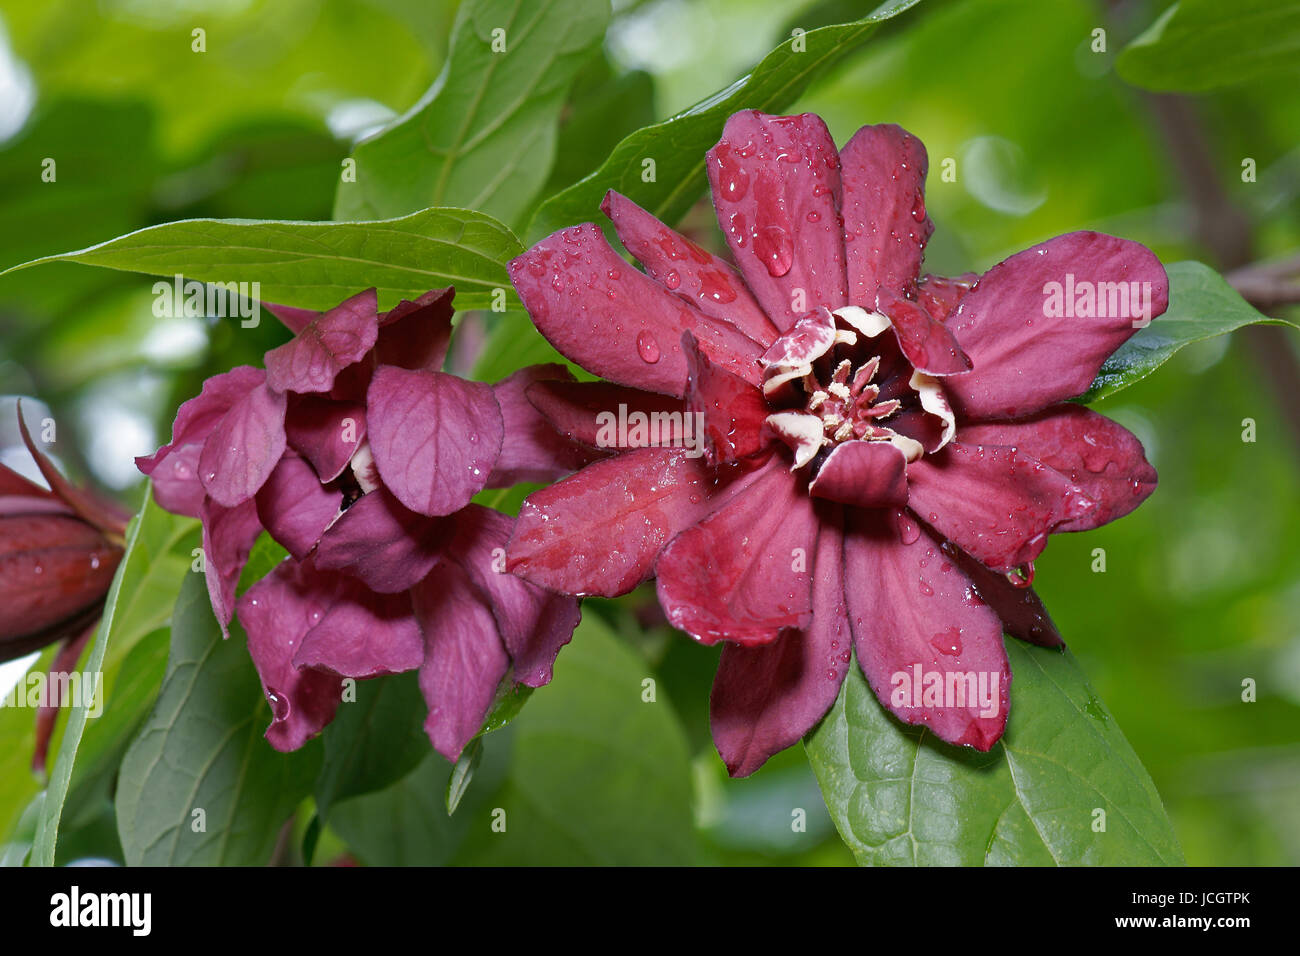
xmin=138 ymin=288 xmax=584 ymax=760
xmin=1 ymin=406 xmax=128 ymax=772
xmin=505 ymin=110 xmax=1165 ymax=775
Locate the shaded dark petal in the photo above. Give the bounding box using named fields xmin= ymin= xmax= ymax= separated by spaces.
xmin=809 ymin=440 xmax=909 ymax=509
xmin=374 ymin=287 xmax=455 ymax=372
xmin=655 ymin=458 xmax=816 ymax=645
xmin=710 ymin=518 xmax=851 ymax=776
xmin=486 ymin=364 xmax=601 ymax=487
xmin=312 ymin=487 xmax=449 ymax=593
xmin=875 ymin=287 xmax=972 ymax=376
xmin=284 ymin=394 xmax=366 ymax=483
xmin=254 ymin=455 xmax=342 ymax=560
xmin=292 ymin=572 xmax=425 ymax=678
xmin=264 ymin=288 xmax=378 ymax=394
xmin=843 ymin=508 xmax=1010 ymax=751
xmin=939 ymin=540 xmax=1064 ymax=649
xmin=199 ymin=495 xmax=263 ymax=636
xmin=683 ymin=331 xmax=770 ymax=465
xmin=410 ymin=561 xmax=510 ymax=763
xmin=443 ymin=504 xmax=580 ymax=688
xmin=236 ymin=558 xmax=345 ymax=752
xmin=524 ymin=378 xmax=684 ymax=449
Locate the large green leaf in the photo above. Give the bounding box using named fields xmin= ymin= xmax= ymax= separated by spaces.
xmin=114 ymin=572 xmax=321 ymax=865
xmin=27 ymin=491 xmax=196 ymax=867
xmin=526 ymin=0 xmax=922 ymax=241
xmin=1117 ymin=0 xmax=1300 ymax=93
xmin=3 ymin=208 xmax=523 ymax=312
xmin=1080 ymin=260 xmax=1298 ymax=404
xmin=335 ymin=0 xmax=609 ymax=228
xmin=314 ymin=671 xmax=429 ymax=820
xmin=450 ymin=614 xmax=697 ymax=865
xmin=805 ymin=641 xmax=1184 ymax=866
xmin=326 ymin=615 xmax=697 ymax=865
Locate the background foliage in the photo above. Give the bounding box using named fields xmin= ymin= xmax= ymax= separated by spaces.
xmin=1 ymin=0 xmax=1298 ymax=866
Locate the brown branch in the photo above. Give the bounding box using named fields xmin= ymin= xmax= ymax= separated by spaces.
xmin=1141 ymin=92 xmax=1300 ymax=457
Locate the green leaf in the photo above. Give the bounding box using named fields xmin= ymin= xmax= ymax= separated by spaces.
xmin=334 ymin=0 xmax=610 ymax=228
xmin=451 ymin=614 xmax=698 ymax=865
xmin=1117 ymin=0 xmax=1300 ymax=93
xmin=526 ymin=0 xmax=922 ymax=241
xmin=805 ymin=641 xmax=1184 ymax=866
xmin=1080 ymin=260 xmax=1299 ymax=404
xmin=314 ymin=671 xmax=429 ymax=820
xmin=0 ymin=793 xmax=42 ymax=868
xmin=28 ymin=490 xmax=197 ymax=867
xmin=114 ymin=572 xmax=321 ymax=865
xmin=3 ymin=208 xmax=524 ymax=312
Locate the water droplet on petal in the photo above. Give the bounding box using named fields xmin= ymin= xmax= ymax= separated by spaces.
xmin=636 ymin=331 xmax=661 ymax=364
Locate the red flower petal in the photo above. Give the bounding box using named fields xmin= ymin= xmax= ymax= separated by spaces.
xmin=507 ymin=447 xmax=753 ymax=597
xmin=366 ymin=365 xmax=503 ymax=517
xmin=708 ymin=111 xmax=847 ymax=331
xmin=906 ymin=443 xmax=1095 ymax=572
xmin=264 ymin=288 xmax=378 ymax=394
xmin=709 ymin=520 xmax=851 ymax=776
xmin=839 ymin=123 xmax=932 ymax=305
xmin=601 ymin=189 xmax=778 ymax=346
xmin=957 ymin=404 xmax=1157 ymax=533
xmin=487 ymin=364 xmax=600 ymax=487
xmin=655 ymin=459 xmax=816 ymax=645
xmin=292 ymin=572 xmax=425 ymax=679
xmin=284 ymin=394 xmax=366 ymax=483
xmin=524 ymin=379 xmax=685 ymax=449
xmin=410 ymin=561 xmax=510 ymax=762
xmin=197 ymin=380 xmax=287 ymax=508
xmin=137 ymin=365 xmax=265 ymax=518
xmin=875 ymin=287 xmax=971 ymax=376
xmin=508 ymin=222 xmax=764 ymax=396
xmin=236 ymin=559 xmax=346 ymax=752
xmin=312 ymin=487 xmax=449 ymax=593
xmin=944 ymin=232 xmax=1169 ymax=419
xmin=254 ymin=455 xmax=341 ymax=559
xmin=374 ymin=288 xmax=455 ymax=372
xmin=683 ymin=331 xmax=770 ymax=465
xmin=844 ymin=508 xmax=1010 ymax=751
xmin=199 ymin=495 xmax=262 ymax=636
xmin=808 ymin=440 xmax=909 ymax=509
xmin=940 ymin=540 xmax=1063 ymax=648
xmin=916 ymin=272 xmax=978 ymax=321
xmin=443 ymin=504 xmax=580 ymax=688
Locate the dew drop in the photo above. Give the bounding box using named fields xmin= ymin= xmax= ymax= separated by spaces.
xmin=266 ymin=689 xmax=290 ymax=721
xmin=636 ymin=331 xmax=661 ymax=364
xmin=753 ymin=225 xmax=793 ymax=277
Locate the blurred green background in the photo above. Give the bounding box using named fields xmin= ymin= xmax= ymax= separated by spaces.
xmin=1 ymin=0 xmax=1297 ymax=866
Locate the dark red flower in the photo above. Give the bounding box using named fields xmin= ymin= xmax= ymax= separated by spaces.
xmin=1 ymin=405 xmax=128 ymax=772
xmin=138 ymin=288 xmax=585 ymax=760
xmin=505 ymin=110 xmax=1165 ymax=775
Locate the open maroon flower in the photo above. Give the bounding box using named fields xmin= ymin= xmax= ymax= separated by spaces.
xmin=505 ymin=110 xmax=1165 ymax=775
xmin=138 ymin=288 xmax=584 ymax=760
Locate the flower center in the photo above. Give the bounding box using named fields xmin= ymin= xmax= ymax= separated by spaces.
xmin=761 ymin=305 xmax=954 ymax=471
